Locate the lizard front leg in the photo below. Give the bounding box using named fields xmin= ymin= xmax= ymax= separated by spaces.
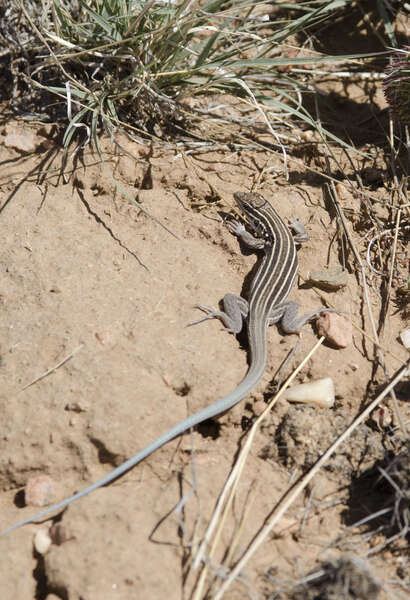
xmin=189 ymin=218 xmax=263 ymax=333
xmin=226 ymin=219 xmax=266 ymax=250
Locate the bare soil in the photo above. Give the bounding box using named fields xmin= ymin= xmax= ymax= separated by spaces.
xmin=0 ymin=114 xmax=408 ymax=600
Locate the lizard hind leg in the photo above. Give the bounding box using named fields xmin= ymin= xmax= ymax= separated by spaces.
xmin=188 ymin=293 xmax=249 ymax=334
xmin=280 ymin=303 xmax=344 ymax=334
xmin=268 ymin=301 xmax=344 ymax=335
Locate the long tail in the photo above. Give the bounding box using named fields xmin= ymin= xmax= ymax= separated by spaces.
xmin=0 ymin=357 xmax=266 ymax=537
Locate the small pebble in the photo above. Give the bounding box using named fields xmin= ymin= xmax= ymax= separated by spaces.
xmin=50 ymin=523 xmax=72 ymax=546
xmin=399 ymin=328 xmax=410 ymax=349
xmin=4 ymin=129 xmax=39 ymax=153
xmin=301 ymin=130 xmax=321 ymax=142
xmin=316 ymin=312 xmax=352 ymax=348
xmin=33 ymin=528 xmax=52 ymax=555
xmin=307 ymin=267 xmax=348 ymax=291
xmin=25 ymin=475 xmax=55 ymax=507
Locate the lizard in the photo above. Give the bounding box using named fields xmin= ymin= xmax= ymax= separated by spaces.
xmin=0 ymin=191 xmax=338 ymax=537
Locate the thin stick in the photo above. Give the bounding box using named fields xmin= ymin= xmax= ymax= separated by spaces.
xmin=213 ymin=359 xmax=409 ymax=600
xmin=21 ymin=344 xmax=84 ymax=391
xmin=386 ymin=209 xmax=401 ymax=314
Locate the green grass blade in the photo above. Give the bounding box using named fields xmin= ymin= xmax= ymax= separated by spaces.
xmin=376 ymin=0 xmax=397 ymax=48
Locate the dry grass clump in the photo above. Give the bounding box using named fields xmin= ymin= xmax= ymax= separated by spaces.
xmin=290 ymin=556 xmax=381 ymax=600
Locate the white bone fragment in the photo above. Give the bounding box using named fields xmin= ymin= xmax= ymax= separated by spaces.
xmin=282 ymin=378 xmax=335 ymax=408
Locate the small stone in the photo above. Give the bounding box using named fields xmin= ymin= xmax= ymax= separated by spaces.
xmin=33 ymin=528 xmax=52 ymax=555
xmin=301 ymin=130 xmax=315 ymax=142
xmin=25 ymin=475 xmax=55 ymax=507
xmin=307 ymin=267 xmax=348 ymax=291
xmin=316 ymin=312 xmax=352 ymax=348
xmin=399 ymin=328 xmax=410 ymax=349
xmin=4 ymin=129 xmax=39 ymax=153
xmin=50 ymin=523 xmax=72 ymax=546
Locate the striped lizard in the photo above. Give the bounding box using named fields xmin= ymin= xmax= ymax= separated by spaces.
xmin=1 ymin=191 xmax=336 ymax=537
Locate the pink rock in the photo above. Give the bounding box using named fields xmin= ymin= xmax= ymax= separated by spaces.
xmin=25 ymin=475 xmax=55 ymax=507
xmin=316 ymin=312 xmax=352 ymax=348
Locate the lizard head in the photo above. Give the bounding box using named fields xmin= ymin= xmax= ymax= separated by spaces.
xmin=233 ymin=191 xmax=272 ymax=242
xmin=233 ymin=191 xmax=267 ymax=212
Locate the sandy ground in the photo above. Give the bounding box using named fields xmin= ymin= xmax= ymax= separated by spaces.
xmin=0 ymin=124 xmax=408 ymax=599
